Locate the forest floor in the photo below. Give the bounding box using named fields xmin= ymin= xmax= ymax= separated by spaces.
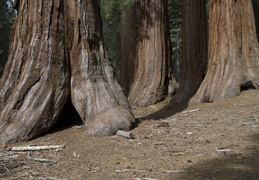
xmin=1 ymin=90 xmax=259 ymax=180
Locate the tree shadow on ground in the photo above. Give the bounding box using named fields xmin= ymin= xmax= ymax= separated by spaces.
xmin=137 ymin=100 xmax=189 ymax=120
xmin=174 ymin=133 xmax=259 ymax=180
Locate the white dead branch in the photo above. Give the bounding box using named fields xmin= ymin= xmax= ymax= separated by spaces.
xmin=11 ymin=145 xmax=65 ymax=151
xmin=116 ymin=130 xmax=134 ymax=139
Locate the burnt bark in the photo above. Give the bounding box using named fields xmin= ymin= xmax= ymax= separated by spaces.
xmin=190 ymin=0 xmax=259 ymax=104
xmin=0 ymin=0 xmax=134 ymax=145
xmin=127 ymin=0 xmax=176 ymax=108
xmin=169 ymin=0 xmax=207 ymax=104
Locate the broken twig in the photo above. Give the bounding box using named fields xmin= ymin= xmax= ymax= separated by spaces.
xmin=183 ymin=109 xmax=200 ymax=113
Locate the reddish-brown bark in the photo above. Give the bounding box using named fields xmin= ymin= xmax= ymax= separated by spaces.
xmin=119 ymin=4 xmax=137 ymax=96
xmin=127 ymin=0 xmax=176 ymax=108
xmin=191 ymin=0 xmax=259 ymax=104
xmin=169 ymin=0 xmax=207 ymax=105
xmin=0 ymin=0 xmax=69 ymax=144
xmin=0 ymin=0 xmax=134 ymax=145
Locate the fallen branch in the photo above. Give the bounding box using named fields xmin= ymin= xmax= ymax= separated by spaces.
xmin=183 ymin=109 xmax=200 ymax=113
xmin=115 ymin=169 xmax=131 ymax=173
xmin=116 ymin=130 xmax=134 ymax=139
xmin=11 ymin=145 xmax=65 ymax=151
xmin=28 ymin=157 xmax=57 ymax=163
xmin=164 ymin=170 xmax=186 ymax=173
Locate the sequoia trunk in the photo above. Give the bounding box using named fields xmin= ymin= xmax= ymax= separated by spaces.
xmin=0 ymin=0 xmax=69 ymax=144
xmin=0 ymin=0 xmax=134 ymax=144
xmin=170 ymin=0 xmax=207 ymax=104
xmin=127 ymin=0 xmax=175 ymax=107
xmin=191 ymin=0 xmax=259 ymax=104
xmin=65 ymin=0 xmax=134 ymax=135
xmin=119 ymin=3 xmax=137 ymax=96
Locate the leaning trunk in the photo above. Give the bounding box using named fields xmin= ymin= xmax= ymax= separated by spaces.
xmin=191 ymin=0 xmax=259 ymax=104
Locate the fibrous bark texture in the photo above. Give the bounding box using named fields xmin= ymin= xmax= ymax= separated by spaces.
xmin=65 ymin=0 xmax=134 ymax=135
xmin=170 ymin=0 xmax=207 ymax=104
xmin=119 ymin=4 xmax=137 ymax=96
xmin=0 ymin=0 xmax=134 ymax=145
xmin=191 ymin=0 xmax=259 ymax=104
xmin=0 ymin=0 xmax=70 ymax=144
xmin=128 ymin=0 xmax=174 ymax=108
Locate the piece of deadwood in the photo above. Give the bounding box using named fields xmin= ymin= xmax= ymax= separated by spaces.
xmin=116 ymin=130 xmax=134 ymax=139
xmin=11 ymin=145 xmax=65 ymax=151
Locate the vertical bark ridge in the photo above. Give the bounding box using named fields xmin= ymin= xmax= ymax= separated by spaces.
xmin=128 ymin=0 xmax=173 ymax=108
xmin=0 ymin=0 xmax=69 ymax=144
xmin=65 ymin=0 xmax=134 ymax=135
xmin=119 ymin=3 xmax=137 ymax=96
xmin=169 ymin=0 xmax=207 ymax=105
xmin=190 ymin=0 xmax=259 ymax=104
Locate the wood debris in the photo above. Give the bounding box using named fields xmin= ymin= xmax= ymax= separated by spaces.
xmin=116 ymin=130 xmax=134 ymax=139
xmin=11 ymin=145 xmax=65 ymax=151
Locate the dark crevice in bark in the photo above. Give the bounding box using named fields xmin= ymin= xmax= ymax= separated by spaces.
xmin=14 ymin=73 xmax=43 ymax=110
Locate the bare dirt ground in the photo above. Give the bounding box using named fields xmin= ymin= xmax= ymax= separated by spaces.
xmin=1 ymin=90 xmax=259 ymax=180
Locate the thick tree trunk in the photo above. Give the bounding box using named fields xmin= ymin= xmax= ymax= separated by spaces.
xmin=0 ymin=0 xmax=70 ymax=144
xmin=169 ymin=0 xmax=207 ymax=105
xmin=0 ymin=0 xmax=134 ymax=145
xmin=119 ymin=3 xmax=137 ymax=96
xmin=191 ymin=0 xmax=259 ymax=104
xmin=65 ymin=0 xmax=134 ymax=135
xmin=127 ymin=0 xmax=175 ymax=108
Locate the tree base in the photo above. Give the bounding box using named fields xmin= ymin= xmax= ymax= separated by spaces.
xmin=84 ymin=106 xmax=135 ymax=136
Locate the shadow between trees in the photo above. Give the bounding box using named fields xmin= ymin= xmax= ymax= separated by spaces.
xmin=139 ymin=100 xmax=189 ymax=120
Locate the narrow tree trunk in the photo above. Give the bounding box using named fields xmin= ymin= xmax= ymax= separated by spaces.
xmin=170 ymin=0 xmax=207 ymax=105
xmin=191 ymin=0 xmax=259 ymax=104
xmin=65 ymin=0 xmax=134 ymax=135
xmin=0 ymin=0 xmax=70 ymax=144
xmin=128 ymin=0 xmax=174 ymax=107
xmin=119 ymin=3 xmax=137 ymax=96
xmin=0 ymin=0 xmax=134 ymax=145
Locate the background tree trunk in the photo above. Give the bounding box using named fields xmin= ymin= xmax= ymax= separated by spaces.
xmin=119 ymin=3 xmax=137 ymax=96
xmin=127 ymin=0 xmax=175 ymax=108
xmin=191 ymin=0 xmax=259 ymax=104
xmin=0 ymin=0 xmax=70 ymax=144
xmin=170 ymin=0 xmax=207 ymax=105
xmin=65 ymin=0 xmax=134 ymax=135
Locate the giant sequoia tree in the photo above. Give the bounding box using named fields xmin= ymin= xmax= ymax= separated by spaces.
xmin=119 ymin=3 xmax=137 ymax=96
xmin=121 ymin=0 xmax=176 ymax=108
xmin=191 ymin=0 xmax=259 ymax=104
xmin=170 ymin=0 xmax=207 ymax=104
xmin=0 ymin=0 xmax=134 ymax=145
